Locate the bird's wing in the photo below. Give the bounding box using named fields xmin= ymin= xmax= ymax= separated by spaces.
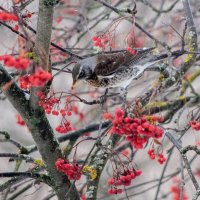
xmin=94 ymin=52 xmax=127 ymax=76
xmin=124 ymin=47 xmax=156 ymax=66
xmin=94 ymin=48 xmax=155 ymax=76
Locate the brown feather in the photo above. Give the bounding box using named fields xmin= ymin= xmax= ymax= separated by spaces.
xmin=94 ymin=52 xmax=131 ymax=76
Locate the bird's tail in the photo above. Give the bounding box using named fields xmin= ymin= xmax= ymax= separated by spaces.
xmin=128 ymin=47 xmax=197 ymax=72
xmin=140 ymin=49 xmax=188 ymax=72
xmin=151 ymin=49 xmax=186 ymax=62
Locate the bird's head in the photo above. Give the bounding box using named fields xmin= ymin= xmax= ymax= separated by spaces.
xmin=71 ymin=61 xmax=92 ymax=89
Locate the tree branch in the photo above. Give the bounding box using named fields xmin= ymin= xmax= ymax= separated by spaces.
xmin=34 ymin=0 xmax=54 ymax=70
xmin=165 ymin=131 xmax=200 ymax=192
xmin=0 ymin=172 xmax=51 ymax=186
xmin=181 ymin=0 xmax=198 ymax=73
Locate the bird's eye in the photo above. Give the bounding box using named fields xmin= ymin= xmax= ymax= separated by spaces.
xmin=79 ymin=71 xmax=84 ymax=78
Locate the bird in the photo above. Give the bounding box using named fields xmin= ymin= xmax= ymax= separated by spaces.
xmin=71 ymin=47 xmax=185 ymax=90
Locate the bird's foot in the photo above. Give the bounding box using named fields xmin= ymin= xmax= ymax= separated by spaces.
xmin=120 ymin=87 xmax=128 ymax=109
xmin=99 ymin=88 xmax=109 ymax=104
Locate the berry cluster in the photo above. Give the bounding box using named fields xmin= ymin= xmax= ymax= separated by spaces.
xmin=55 ymin=120 xmax=72 ymax=134
xmin=16 ymin=114 xmax=25 ymax=126
xmin=18 ymin=69 xmax=51 ymax=89
xmin=0 ymin=12 xmax=18 ymax=21
xmin=92 ymin=35 xmax=109 ymax=49
xmin=37 ymin=93 xmax=73 ymax=134
xmin=127 ymin=47 xmax=137 ymax=55
xmin=148 ymin=149 xmax=166 ymax=164
xmin=37 ymin=91 xmax=60 ymax=114
xmin=55 ymin=158 xmax=82 ymax=180
xmin=189 ymin=120 xmax=200 ymax=131
xmin=170 ymin=179 xmax=188 ymax=200
xmin=37 ymin=92 xmax=82 ymax=132
xmin=148 ymin=148 xmax=156 ymax=159
xmin=111 ymin=108 xmax=164 ymax=149
xmin=108 ymin=169 xmax=142 ymax=186
xmin=60 ymin=109 xmax=72 ymax=117
xmin=29 ymin=68 xmax=52 ymax=87
xmin=19 ymin=75 xmax=30 ymax=90
xmin=157 ymin=153 xmax=166 ymax=164
xmin=0 ymin=55 xmax=30 ymax=70
xmin=107 ymin=169 xmax=142 ymax=195
xmin=108 ymin=188 xmax=123 ymax=195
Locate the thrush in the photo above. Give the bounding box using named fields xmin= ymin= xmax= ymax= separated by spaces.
xmin=71 ymin=47 xmax=184 ymax=89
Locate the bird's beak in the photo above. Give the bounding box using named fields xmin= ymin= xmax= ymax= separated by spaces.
xmin=71 ymin=80 xmax=78 ymax=90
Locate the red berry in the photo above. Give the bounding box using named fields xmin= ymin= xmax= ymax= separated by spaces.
xmin=135 ymin=170 xmax=142 ymax=176
xmin=67 ymin=111 xmax=72 ymax=116
xmin=92 ymin=36 xmax=98 ymax=41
